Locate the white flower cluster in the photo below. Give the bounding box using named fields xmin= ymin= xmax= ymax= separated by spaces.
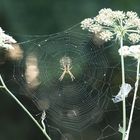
xmin=81 ymin=18 xmax=94 ymax=30
xmin=0 ymin=27 xmax=16 ymax=50
xmin=118 ymin=45 xmax=140 ymax=59
xmin=99 ymin=30 xmax=113 ymax=41
xmin=81 ymin=8 xmax=140 ymax=43
xmin=128 ymin=33 xmax=140 ymax=44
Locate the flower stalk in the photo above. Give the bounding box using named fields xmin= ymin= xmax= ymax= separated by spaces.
xmin=120 ymin=36 xmax=127 ymax=140
xmin=125 ymin=59 xmax=140 ymax=140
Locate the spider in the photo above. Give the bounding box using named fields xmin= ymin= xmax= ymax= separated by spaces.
xmin=59 ymin=56 xmax=75 ymax=81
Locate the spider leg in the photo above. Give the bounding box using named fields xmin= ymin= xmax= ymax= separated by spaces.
xmin=59 ymin=70 xmax=66 ymax=81
xmin=68 ymin=70 xmax=75 ymax=81
xmin=69 ymin=67 xmax=72 ymax=70
xmin=61 ymin=68 xmax=65 ymax=70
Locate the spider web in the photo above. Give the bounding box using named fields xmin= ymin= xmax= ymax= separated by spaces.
xmin=1 ymin=23 xmax=140 ymax=140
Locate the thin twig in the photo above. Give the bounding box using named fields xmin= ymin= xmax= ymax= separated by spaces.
xmin=41 ymin=110 xmax=47 ymax=132
xmin=0 ymin=74 xmax=51 ymax=140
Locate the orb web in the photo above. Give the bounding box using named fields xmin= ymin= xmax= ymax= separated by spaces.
xmin=13 ymin=28 xmax=109 ymax=129
xmin=2 ymin=23 xmax=140 ymax=140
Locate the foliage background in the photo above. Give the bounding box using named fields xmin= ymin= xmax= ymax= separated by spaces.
xmin=0 ymin=0 xmax=140 ymax=140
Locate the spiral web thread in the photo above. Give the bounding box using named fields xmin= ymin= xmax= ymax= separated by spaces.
xmin=2 ymin=23 xmax=140 ymax=140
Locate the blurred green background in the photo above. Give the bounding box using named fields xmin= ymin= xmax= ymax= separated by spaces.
xmin=1 ymin=0 xmax=140 ymax=34
xmin=1 ymin=0 xmax=140 ymax=140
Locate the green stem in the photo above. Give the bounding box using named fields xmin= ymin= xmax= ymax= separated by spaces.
xmin=125 ymin=59 xmax=140 ymax=140
xmin=0 ymin=75 xmax=51 ymax=140
xmin=120 ymin=36 xmax=126 ymax=140
xmin=127 ymin=30 xmax=139 ymax=33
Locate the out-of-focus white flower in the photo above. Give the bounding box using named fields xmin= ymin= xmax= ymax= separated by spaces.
xmin=129 ymin=45 xmax=140 ymax=59
xmin=2 ymin=44 xmax=15 ymax=50
xmin=112 ymin=83 xmax=132 ymax=103
xmin=118 ymin=45 xmax=140 ymax=59
xmin=129 ymin=45 xmax=140 ymax=53
xmin=81 ymin=18 xmax=94 ymax=30
xmin=0 ymin=27 xmax=16 ymax=50
xmin=99 ymin=30 xmax=113 ymax=41
xmin=118 ymin=46 xmax=130 ymax=56
xmin=128 ymin=33 xmax=140 ymax=44
xmin=81 ymin=8 xmax=140 ymax=43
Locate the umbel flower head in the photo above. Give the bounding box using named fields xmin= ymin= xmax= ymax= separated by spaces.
xmin=0 ymin=27 xmax=16 ymax=50
xmin=81 ymin=8 xmax=140 ymax=43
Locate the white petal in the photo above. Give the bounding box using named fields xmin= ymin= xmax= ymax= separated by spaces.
xmin=112 ymin=83 xmax=132 ymax=103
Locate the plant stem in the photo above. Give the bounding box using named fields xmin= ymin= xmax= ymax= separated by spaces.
xmin=125 ymin=59 xmax=140 ymax=140
xmin=120 ymin=36 xmax=126 ymax=140
xmin=0 ymin=75 xmax=51 ymax=140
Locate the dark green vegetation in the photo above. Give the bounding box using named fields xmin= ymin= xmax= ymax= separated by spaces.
xmin=1 ymin=0 xmax=140 ymax=140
